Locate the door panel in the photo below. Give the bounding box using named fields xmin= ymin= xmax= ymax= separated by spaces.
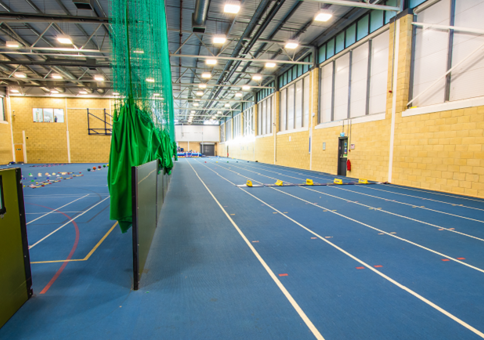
xmin=337 ymin=138 xmax=348 ymax=176
xmin=14 ymin=145 xmax=23 ymax=163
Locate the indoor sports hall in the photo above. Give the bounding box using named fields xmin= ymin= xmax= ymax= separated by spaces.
xmin=1 ymin=0 xmax=484 ymax=339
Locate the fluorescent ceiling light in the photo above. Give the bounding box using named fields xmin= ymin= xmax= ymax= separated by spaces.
xmin=213 ymin=35 xmax=227 ymax=44
xmin=235 ymin=92 xmax=242 ymax=97
xmin=193 ymin=103 xmax=199 ymax=107
xmin=224 ymin=1 xmax=241 ymax=14
xmin=6 ymin=41 xmax=20 ymax=48
xmin=113 ymin=92 xmax=120 ymax=95
xmin=314 ymin=10 xmax=333 ymax=22
xmin=14 ymin=72 xmax=27 ymax=78
xmin=50 ymin=90 xmax=59 ymax=94
xmin=217 ymin=111 xmax=222 ymax=114
xmin=285 ymin=40 xmax=299 ymax=49
xmin=201 ymin=72 xmax=212 ymax=79
xmin=153 ymin=93 xmax=160 ymax=96
xmin=57 ymin=35 xmax=72 ymax=44
xmin=225 ymin=104 xmax=230 ymax=107
xmin=133 ymin=49 xmax=144 ymax=54
xmin=196 ymin=91 xmax=204 ymax=96
xmin=252 ymin=74 xmax=262 ymax=81
xmin=146 ymin=78 xmax=155 ymax=82
xmin=79 ymin=91 xmax=88 ymax=95
xmin=242 ymin=85 xmax=250 ymax=91
xmin=51 ymin=73 xmax=63 ymax=79
xmin=94 ymin=75 xmax=105 ymax=81
xmin=199 ymin=83 xmax=207 ymax=89
xmin=265 ymin=62 xmax=276 ymax=68
xmin=10 ymin=89 xmax=19 ymax=93
xmin=206 ymin=59 xmax=217 ymax=66
xmin=190 ymin=110 xmax=196 ymax=114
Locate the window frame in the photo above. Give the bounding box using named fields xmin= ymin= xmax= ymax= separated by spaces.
xmin=32 ymin=108 xmax=65 ymax=123
xmin=279 ymin=74 xmax=310 ymax=132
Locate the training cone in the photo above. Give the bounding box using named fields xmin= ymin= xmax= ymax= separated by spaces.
xmin=29 ymin=173 xmax=32 ymax=177
xmin=306 ymin=179 xmax=314 ymax=186
xmin=275 ymin=180 xmax=284 ymax=186
xmin=205 ymin=161 xmax=207 ymax=163
xmin=247 ymin=180 xmax=253 ymax=187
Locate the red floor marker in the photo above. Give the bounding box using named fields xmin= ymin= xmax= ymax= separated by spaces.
xmin=279 ymin=273 xmax=288 ymax=277
xmin=442 ymin=259 xmax=450 ymax=261
xmin=374 ymin=265 xmax=383 ymax=268
xmin=356 ymin=267 xmax=365 ymax=270
xmin=457 ymin=257 xmax=465 ymax=260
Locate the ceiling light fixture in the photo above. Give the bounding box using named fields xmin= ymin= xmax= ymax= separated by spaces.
xmin=193 ymin=103 xmax=199 ymax=107
xmin=285 ymin=40 xmax=299 ymax=49
xmin=201 ymin=72 xmax=212 ymax=79
xmin=51 ymin=73 xmax=63 ymax=79
xmin=94 ymin=75 xmax=105 ymax=81
xmin=79 ymin=90 xmax=88 ymax=95
xmin=223 ymin=1 xmax=241 ymax=14
xmin=225 ymin=104 xmax=230 ymax=107
xmin=146 ymin=77 xmax=155 ymax=82
xmin=206 ymin=59 xmax=217 ymax=66
xmin=133 ymin=49 xmax=144 ymax=54
xmin=265 ymin=62 xmax=276 ymax=68
xmin=153 ymin=93 xmax=160 ymax=96
xmin=252 ymin=74 xmax=262 ymax=81
xmin=196 ymin=91 xmax=204 ymax=96
xmin=6 ymin=41 xmax=20 ymax=48
xmin=217 ymin=111 xmax=222 ymax=114
xmin=50 ymin=90 xmax=59 ymax=94
xmin=190 ymin=110 xmax=196 ymax=114
xmin=235 ymin=92 xmax=242 ymax=97
xmin=10 ymin=89 xmax=19 ymax=93
xmin=57 ymin=35 xmax=73 ymax=44
xmin=213 ymin=35 xmax=227 ymax=44
xmin=14 ymin=72 xmax=27 ymax=78
xmin=199 ymin=83 xmax=207 ymax=89
xmin=113 ymin=92 xmax=120 ymax=95
xmin=314 ymin=10 xmax=333 ymax=22
xmin=242 ymin=85 xmax=250 ymax=91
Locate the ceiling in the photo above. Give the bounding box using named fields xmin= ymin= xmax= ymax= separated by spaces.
xmin=0 ymin=0 xmax=396 ymax=124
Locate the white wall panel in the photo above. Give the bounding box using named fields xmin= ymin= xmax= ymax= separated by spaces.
xmin=320 ymin=63 xmax=333 ymax=123
xmin=334 ymin=53 xmax=350 ymax=120
xmin=350 ymin=42 xmax=369 ymax=118
xmin=369 ymin=30 xmax=390 ymax=114
xmin=295 ymin=79 xmax=303 ymax=128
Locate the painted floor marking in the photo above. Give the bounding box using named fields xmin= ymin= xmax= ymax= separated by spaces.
xmin=303 ymin=186 xmax=484 ymax=243
xmin=186 ymin=160 xmax=325 ymax=340
xmin=27 ymin=194 xmax=89 ymax=225
xmin=194 ymin=162 xmax=484 ymax=339
xmin=31 ymin=222 xmax=118 ymax=264
xmin=365 ymin=186 xmax=484 ymax=212
xmin=205 ymin=161 xmax=484 ymax=275
xmin=279 ymin=273 xmax=289 ymax=277
xmin=335 ymin=186 xmax=484 ymax=224
xmin=29 ymin=196 xmax=110 ymax=249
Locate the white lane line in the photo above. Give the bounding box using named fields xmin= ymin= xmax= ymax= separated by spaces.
xmin=374 ymin=185 xmax=484 ymax=207
xmin=195 ymin=159 xmax=484 ymax=339
xmin=29 ymin=196 xmax=110 ymax=249
xmin=186 ymin=160 xmax=325 ymax=340
xmin=206 ymin=161 xmax=484 ymax=274
xmin=306 ymin=186 xmax=484 ymax=243
xmin=27 ymin=194 xmax=89 ymax=225
xmin=334 ymin=186 xmax=484 ymax=224
xmin=27 ymin=211 xmax=83 ymax=215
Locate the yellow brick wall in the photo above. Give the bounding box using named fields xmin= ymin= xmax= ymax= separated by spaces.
xmin=276 ymin=131 xmax=310 ymax=169
xmin=255 ymin=136 xmax=274 ymax=164
xmin=10 ymin=97 xmax=112 ymax=164
xmin=0 ymin=121 xmax=12 ymax=164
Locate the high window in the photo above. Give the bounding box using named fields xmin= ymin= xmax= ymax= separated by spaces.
xmin=233 ymin=114 xmax=241 ymax=139
xmin=243 ymin=106 xmax=254 ymax=136
xmin=33 ymin=108 xmax=65 ymax=123
xmin=257 ymin=95 xmax=273 ymax=136
xmin=319 ymin=30 xmax=389 ymax=123
xmin=280 ymin=75 xmax=310 ymax=131
xmin=410 ymin=0 xmax=484 ymax=107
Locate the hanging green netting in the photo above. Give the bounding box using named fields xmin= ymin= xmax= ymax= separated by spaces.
xmin=108 ymin=0 xmax=177 ymax=233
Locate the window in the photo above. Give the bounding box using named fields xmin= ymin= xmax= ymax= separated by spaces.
xmin=220 ymin=122 xmax=226 ymax=142
xmin=233 ymin=114 xmax=241 ymax=139
xmin=0 ymin=98 xmax=5 ymax=122
xmin=257 ymin=95 xmax=273 ymax=135
xmin=319 ymin=30 xmax=390 ymax=123
xmin=280 ymin=75 xmax=310 ymax=131
xmin=410 ymin=0 xmax=484 ymax=107
xmin=243 ymin=106 xmax=254 ymax=136
xmin=226 ymin=119 xmax=231 ymax=141
xmin=33 ymin=108 xmax=64 ymax=123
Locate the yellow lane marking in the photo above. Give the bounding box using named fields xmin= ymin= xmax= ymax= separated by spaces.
xmin=31 ymin=222 xmax=118 ymax=264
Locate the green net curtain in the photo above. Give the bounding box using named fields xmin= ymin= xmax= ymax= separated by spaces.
xmin=108 ymin=0 xmax=177 ymax=233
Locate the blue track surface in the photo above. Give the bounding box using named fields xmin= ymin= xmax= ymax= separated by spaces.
xmin=1 ymin=159 xmax=483 ymax=339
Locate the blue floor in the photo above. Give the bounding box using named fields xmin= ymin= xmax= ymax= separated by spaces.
xmin=1 ymin=159 xmax=484 ymax=339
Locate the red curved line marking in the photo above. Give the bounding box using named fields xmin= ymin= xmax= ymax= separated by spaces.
xmin=26 ymin=203 xmax=80 ymax=294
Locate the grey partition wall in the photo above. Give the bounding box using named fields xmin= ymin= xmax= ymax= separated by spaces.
xmin=132 ymin=160 xmax=172 ymax=290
